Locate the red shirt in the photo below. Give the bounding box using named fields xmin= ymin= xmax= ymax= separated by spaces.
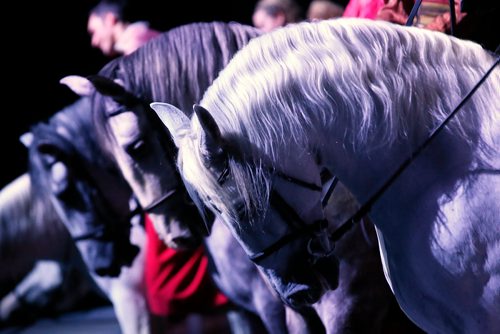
xmin=144 ymin=215 xmax=228 ymax=316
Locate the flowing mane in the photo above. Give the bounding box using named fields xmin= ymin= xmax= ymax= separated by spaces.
xmin=93 ymin=21 xmax=261 ymax=142
xmin=178 ymin=18 xmax=499 ymax=224
xmin=0 ymin=174 xmax=65 ymax=276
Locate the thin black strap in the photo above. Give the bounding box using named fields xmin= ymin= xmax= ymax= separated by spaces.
xmin=249 ymin=220 xmax=324 ymax=263
xmin=406 ymin=0 xmax=423 ymax=26
xmin=142 ymin=188 xmax=178 ymax=212
xmin=448 ymin=0 xmax=457 ymax=36
xmin=321 ymin=176 xmax=338 ymax=208
xmin=275 ymin=170 xmax=322 ymax=191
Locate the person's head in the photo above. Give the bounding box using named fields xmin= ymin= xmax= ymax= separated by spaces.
xmin=307 ymin=0 xmax=344 ymax=21
xmin=87 ymin=0 xmax=130 ymax=56
xmin=252 ymin=0 xmax=303 ymax=32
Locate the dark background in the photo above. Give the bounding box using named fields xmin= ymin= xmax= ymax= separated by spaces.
xmin=1 ymin=0 xmax=316 ymax=188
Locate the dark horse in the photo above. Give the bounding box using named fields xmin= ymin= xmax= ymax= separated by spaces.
xmin=24 ymin=97 xmax=151 ymax=334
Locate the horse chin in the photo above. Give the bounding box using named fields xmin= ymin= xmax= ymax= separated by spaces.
xmin=149 ymin=214 xmax=202 ymax=249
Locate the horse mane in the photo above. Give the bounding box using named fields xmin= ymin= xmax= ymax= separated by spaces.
xmin=92 ymin=21 xmax=261 ymax=143
xmin=178 ymin=18 xmax=499 ymax=224
xmin=0 ymin=173 xmax=64 ymax=258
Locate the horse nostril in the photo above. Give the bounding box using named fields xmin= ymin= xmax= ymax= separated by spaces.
xmin=286 ymin=288 xmax=322 ymax=308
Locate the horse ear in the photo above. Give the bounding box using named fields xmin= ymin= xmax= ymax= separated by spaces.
xmin=86 ymin=75 xmax=126 ymax=97
xmin=19 ymin=132 xmax=34 ymax=148
xmin=87 ymin=75 xmax=138 ymax=106
xmin=150 ymin=102 xmax=190 ymax=147
xmin=60 ymin=75 xmax=96 ymax=96
xmin=193 ymin=104 xmax=225 ymax=159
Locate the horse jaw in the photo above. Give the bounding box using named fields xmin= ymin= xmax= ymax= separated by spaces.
xmin=150 ymin=102 xmax=190 ymax=147
xmin=60 ymin=75 xmax=96 ymax=96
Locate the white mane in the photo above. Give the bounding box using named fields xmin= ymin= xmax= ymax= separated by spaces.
xmin=178 ymin=18 xmax=499 ymax=225
xmin=0 ymin=174 xmax=63 ymax=251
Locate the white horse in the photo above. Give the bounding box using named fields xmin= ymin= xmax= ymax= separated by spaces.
xmin=152 ymin=18 xmax=499 ymax=333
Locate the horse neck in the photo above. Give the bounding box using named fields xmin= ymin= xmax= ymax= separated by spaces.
xmin=319 ymin=121 xmax=473 ymax=234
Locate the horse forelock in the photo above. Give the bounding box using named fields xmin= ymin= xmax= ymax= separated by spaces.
xmin=178 ymin=120 xmax=272 ymax=227
xmin=182 ymin=18 xmax=498 ymax=226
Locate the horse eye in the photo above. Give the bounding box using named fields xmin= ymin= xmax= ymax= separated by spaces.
xmin=124 ymin=139 xmax=148 ymax=157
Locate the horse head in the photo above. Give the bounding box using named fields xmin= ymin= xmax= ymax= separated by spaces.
xmin=60 ymin=22 xmax=261 ymax=250
xmin=61 ymin=74 xmax=206 ymax=249
xmin=24 ymin=98 xmax=139 ymax=277
xmin=152 ymin=102 xmax=341 ymax=308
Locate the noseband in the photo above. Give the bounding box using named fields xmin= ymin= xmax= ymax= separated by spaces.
xmin=217 ymin=162 xmax=339 ymax=264
xmin=71 ymin=202 xmax=143 ymax=242
xmin=141 ymin=188 xmax=179 ymax=213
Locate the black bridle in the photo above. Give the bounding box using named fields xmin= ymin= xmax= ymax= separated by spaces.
xmin=71 ymin=203 xmax=143 ymax=242
xmin=217 ymin=160 xmax=339 ymax=264
xmin=218 ymin=56 xmax=499 ymax=265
